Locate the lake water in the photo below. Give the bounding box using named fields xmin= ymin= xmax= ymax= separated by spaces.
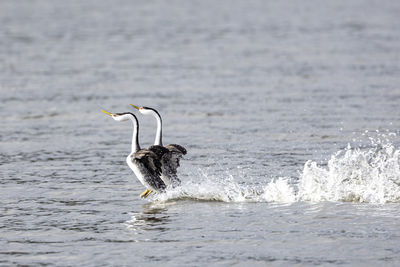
xmin=1 ymin=0 xmax=400 ymax=265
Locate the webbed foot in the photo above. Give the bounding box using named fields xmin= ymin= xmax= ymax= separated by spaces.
xmin=140 ymin=189 xmax=153 ymax=198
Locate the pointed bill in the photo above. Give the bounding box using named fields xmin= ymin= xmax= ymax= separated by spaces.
xmin=130 ymin=104 xmax=140 ymax=110
xmin=101 ymin=109 xmax=113 ymax=116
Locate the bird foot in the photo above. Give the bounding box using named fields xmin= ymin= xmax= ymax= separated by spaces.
xmin=140 ymin=189 xmax=153 ymax=198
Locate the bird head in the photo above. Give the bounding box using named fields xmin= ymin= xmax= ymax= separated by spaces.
xmin=129 ymin=104 xmax=155 ymax=116
xmin=101 ymin=110 xmax=133 ymax=122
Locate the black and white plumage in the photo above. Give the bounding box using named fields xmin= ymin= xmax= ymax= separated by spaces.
xmin=101 ymin=110 xmax=166 ymax=197
xmin=148 ymin=143 xmax=186 ymax=186
xmin=130 ymin=105 xmax=187 ymax=187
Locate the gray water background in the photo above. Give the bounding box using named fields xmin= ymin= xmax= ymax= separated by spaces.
xmin=1 ymin=0 xmax=400 ymax=265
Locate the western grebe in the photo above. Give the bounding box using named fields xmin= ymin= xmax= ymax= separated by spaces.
xmin=101 ymin=109 xmax=166 ymax=198
xmin=130 ymin=105 xmax=187 ymax=189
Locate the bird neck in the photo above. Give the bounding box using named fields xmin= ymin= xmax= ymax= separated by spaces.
xmin=152 ymin=110 xmax=163 ymax=146
xmin=128 ymin=114 xmax=140 ymax=153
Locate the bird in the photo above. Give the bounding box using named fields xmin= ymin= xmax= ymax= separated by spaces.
xmin=130 ymin=104 xmax=187 ymax=190
xmin=101 ymin=109 xmax=166 ymax=198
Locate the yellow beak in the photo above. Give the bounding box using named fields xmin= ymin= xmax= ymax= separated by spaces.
xmin=130 ymin=104 xmax=140 ymax=110
xmin=101 ymin=109 xmax=113 ymax=116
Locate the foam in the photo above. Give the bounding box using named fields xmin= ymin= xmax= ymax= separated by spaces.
xmin=150 ymin=136 xmax=400 ymax=204
xmin=298 ymin=143 xmax=400 ymax=204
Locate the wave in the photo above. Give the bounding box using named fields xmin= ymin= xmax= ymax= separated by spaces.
xmin=298 ymin=142 xmax=400 ymax=204
xmin=151 ymin=136 xmax=400 ymax=204
xmin=153 ymin=175 xmax=296 ymax=203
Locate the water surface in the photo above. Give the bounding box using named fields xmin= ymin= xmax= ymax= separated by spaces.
xmin=1 ymin=0 xmax=400 ymax=265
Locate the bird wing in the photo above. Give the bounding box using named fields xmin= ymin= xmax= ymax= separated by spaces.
xmin=165 ymin=144 xmax=187 ymax=155
xmin=134 ymin=149 xmax=163 ymax=178
xmin=165 ymin=144 xmax=187 ymax=171
xmin=147 ymin=145 xmax=169 ymax=159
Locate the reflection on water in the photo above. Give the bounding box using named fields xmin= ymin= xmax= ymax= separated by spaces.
xmin=125 ymin=203 xmax=171 ymax=234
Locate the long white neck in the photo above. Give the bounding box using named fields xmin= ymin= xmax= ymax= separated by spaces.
xmin=152 ymin=110 xmax=163 ymax=146
xmin=128 ymin=114 xmax=140 ymax=153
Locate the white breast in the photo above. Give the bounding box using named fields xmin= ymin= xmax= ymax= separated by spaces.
xmin=126 ymin=155 xmax=148 ymax=187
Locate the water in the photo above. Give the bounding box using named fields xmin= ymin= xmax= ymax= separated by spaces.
xmin=1 ymin=0 xmax=400 ymax=265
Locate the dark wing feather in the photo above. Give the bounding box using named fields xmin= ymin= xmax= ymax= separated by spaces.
xmin=159 ymin=152 xmax=180 ymax=186
xmin=134 ymin=149 xmax=166 ymax=190
xmin=165 ymin=144 xmax=187 ymax=173
xmin=148 ymin=144 xmax=181 ymax=185
xmin=148 ymin=145 xmax=169 ymax=159
xmin=165 ymin=144 xmax=187 ymax=155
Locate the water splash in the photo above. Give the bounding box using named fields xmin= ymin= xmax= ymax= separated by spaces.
xmin=151 ymin=135 xmax=400 ymax=204
xmin=298 ymin=142 xmax=400 ymax=204
xmin=152 ymin=171 xmax=296 ymax=203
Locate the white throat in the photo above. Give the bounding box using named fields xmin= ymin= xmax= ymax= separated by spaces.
xmin=142 ymin=109 xmax=163 ymax=146
xmin=154 ymin=112 xmax=163 ymax=146
xmin=119 ymin=114 xmax=140 ymax=153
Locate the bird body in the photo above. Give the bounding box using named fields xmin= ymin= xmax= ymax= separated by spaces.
xmin=101 ymin=110 xmax=166 ymax=197
xmin=126 ymin=150 xmax=166 ymax=192
xmin=130 ymin=105 xmax=187 ymax=187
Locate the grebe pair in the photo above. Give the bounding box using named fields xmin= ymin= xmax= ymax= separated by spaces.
xmin=102 ymin=106 xmax=186 ymax=198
